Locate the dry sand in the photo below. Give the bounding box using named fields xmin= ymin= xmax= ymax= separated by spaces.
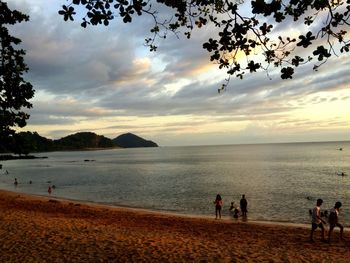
xmin=0 ymin=190 xmax=349 ymax=262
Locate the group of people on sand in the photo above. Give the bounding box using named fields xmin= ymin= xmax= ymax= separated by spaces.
xmin=310 ymin=198 xmax=345 ymax=243
xmin=214 ymin=194 xmax=248 ymax=219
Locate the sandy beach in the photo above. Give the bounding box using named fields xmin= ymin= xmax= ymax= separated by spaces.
xmin=0 ymin=190 xmax=349 ymax=262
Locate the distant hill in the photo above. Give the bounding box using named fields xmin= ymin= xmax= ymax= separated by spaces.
xmin=3 ymin=131 xmax=55 ymax=154
xmin=113 ymin=133 xmax=158 ymax=148
xmin=55 ymin=132 xmax=114 ymax=150
xmin=0 ymin=131 xmax=158 ymax=154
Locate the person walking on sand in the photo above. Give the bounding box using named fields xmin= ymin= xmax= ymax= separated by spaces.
xmin=310 ymin=198 xmax=327 ymax=242
xmin=328 ymin=201 xmax=344 ymax=243
xmin=240 ymin=194 xmax=248 ymax=216
xmin=214 ymin=194 xmax=223 ymax=219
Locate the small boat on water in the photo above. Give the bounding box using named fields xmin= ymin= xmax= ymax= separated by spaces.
xmin=336 ymin=172 xmax=347 ymax=177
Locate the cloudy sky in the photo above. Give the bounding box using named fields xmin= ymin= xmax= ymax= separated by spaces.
xmin=7 ymin=0 xmax=350 ymax=146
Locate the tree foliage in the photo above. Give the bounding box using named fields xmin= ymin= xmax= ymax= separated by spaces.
xmin=0 ymin=131 xmax=114 ymax=153
xmin=59 ymin=0 xmax=350 ymax=89
xmin=0 ymin=1 xmax=34 ymax=147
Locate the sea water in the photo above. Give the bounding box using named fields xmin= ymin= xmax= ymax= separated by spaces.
xmin=0 ymin=141 xmax=349 ymax=225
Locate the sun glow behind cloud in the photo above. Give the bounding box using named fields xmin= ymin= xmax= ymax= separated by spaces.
xmin=293 ymin=91 xmax=350 ymax=124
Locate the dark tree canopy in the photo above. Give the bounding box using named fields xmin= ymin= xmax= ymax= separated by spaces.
xmin=59 ymin=0 xmax=350 ymax=90
xmin=0 ymin=1 xmax=34 ymax=148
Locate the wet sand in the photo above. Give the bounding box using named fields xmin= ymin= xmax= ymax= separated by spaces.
xmin=0 ymin=190 xmax=349 ymax=262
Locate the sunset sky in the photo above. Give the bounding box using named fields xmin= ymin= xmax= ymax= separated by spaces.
xmin=7 ymin=0 xmax=350 ymax=146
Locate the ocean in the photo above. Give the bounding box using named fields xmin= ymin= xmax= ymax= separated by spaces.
xmin=1 ymin=141 xmax=349 ymax=226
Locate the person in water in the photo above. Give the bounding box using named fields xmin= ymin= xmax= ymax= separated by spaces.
xmin=214 ymin=194 xmax=223 ymax=219
xmin=310 ymin=198 xmax=326 ymax=242
xmin=328 ymin=201 xmax=344 ymax=243
xmin=229 ymin=202 xmax=234 ymax=211
xmin=14 ymin=178 xmax=18 ymax=186
xmin=48 ymin=186 xmax=52 ymax=194
xmin=240 ymin=194 xmax=248 ymax=216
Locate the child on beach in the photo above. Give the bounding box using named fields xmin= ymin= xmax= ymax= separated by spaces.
xmin=328 ymin=201 xmax=344 ymax=243
xmin=310 ymin=198 xmax=327 ymax=242
xmin=229 ymin=202 xmax=240 ymax=219
xmin=214 ymin=194 xmax=223 ymax=219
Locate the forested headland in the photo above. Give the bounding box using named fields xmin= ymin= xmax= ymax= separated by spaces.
xmin=0 ymin=132 xmax=158 ymax=158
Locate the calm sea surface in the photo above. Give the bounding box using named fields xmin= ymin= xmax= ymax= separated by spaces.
xmin=1 ymin=141 xmax=350 ymax=225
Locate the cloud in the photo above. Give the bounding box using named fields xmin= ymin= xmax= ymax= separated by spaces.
xmin=6 ymin=0 xmax=350 ymax=145
xmin=27 ymin=115 xmax=77 ymax=126
xmin=9 ymin=1 xmax=151 ymax=97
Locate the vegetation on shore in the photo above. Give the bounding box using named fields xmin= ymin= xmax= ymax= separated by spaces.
xmin=0 ymin=131 xmax=158 ymax=157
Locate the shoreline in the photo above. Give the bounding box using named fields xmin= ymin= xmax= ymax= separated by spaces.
xmin=0 ymin=155 xmax=48 ymax=161
xmin=0 ymin=188 xmax=344 ymax=230
xmin=2 ymin=188 xmax=312 ymax=228
xmin=0 ymin=146 xmax=121 ymax=158
xmin=1 ymin=189 xmax=349 ymax=262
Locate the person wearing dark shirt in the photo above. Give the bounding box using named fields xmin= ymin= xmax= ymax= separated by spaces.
xmin=240 ymin=194 xmax=248 ymax=216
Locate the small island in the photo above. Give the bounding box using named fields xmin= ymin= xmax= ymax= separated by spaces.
xmin=113 ymin=133 xmax=158 ymax=148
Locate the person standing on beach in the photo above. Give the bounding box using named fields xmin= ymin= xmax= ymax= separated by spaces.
xmin=240 ymin=194 xmax=248 ymax=216
xmin=328 ymin=201 xmax=344 ymax=243
xmin=214 ymin=194 xmax=223 ymax=219
xmin=310 ymin=198 xmax=326 ymax=242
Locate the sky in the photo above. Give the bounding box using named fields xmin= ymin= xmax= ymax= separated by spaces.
xmin=7 ymin=0 xmax=350 ymax=146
